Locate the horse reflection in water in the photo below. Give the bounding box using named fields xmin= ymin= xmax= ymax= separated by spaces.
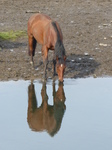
xmin=27 ymin=82 xmax=66 ymax=137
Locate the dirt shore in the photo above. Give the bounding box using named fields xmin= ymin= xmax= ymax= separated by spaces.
xmin=0 ymin=0 xmax=112 ymax=81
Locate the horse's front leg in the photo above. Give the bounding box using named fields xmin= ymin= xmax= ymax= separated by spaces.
xmin=53 ymin=52 xmax=57 ymax=76
xmin=53 ymin=59 xmax=56 ymax=76
xmin=42 ymin=45 xmax=48 ymax=80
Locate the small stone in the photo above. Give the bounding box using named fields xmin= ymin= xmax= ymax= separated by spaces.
xmin=8 ymin=68 xmax=11 ymax=71
xmin=99 ymin=43 xmax=108 ymax=47
xmin=98 ymin=25 xmax=103 ymax=29
xmin=71 ymin=21 xmax=74 ymax=23
xmin=103 ymin=24 xmax=108 ymax=26
xmin=84 ymin=52 xmax=89 ymax=56
xmin=89 ymin=58 xmax=93 ymax=60
xmin=95 ymin=47 xmax=99 ymax=50
xmin=35 ymin=68 xmax=39 ymax=71
xmin=10 ymin=49 xmax=14 ymax=52
xmin=0 ymin=23 xmax=4 ymax=26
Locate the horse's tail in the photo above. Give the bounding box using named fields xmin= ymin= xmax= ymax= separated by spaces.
xmin=28 ymin=37 xmax=37 ymax=56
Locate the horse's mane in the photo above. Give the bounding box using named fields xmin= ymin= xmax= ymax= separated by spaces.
xmin=51 ymin=22 xmax=66 ymax=61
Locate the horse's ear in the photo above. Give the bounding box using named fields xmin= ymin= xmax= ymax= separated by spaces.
xmin=64 ymin=55 xmax=66 ymax=61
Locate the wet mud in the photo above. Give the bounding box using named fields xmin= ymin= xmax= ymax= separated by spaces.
xmin=0 ymin=0 xmax=112 ymax=81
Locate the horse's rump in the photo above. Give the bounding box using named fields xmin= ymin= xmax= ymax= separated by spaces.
xmin=28 ymin=13 xmax=52 ymax=45
xmin=28 ymin=13 xmax=63 ymax=47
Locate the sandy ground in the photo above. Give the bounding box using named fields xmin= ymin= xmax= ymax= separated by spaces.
xmin=0 ymin=0 xmax=112 ymax=81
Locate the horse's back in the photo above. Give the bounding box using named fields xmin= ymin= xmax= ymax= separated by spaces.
xmin=28 ymin=13 xmax=51 ymax=26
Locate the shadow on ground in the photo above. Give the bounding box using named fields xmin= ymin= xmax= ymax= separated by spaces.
xmin=0 ymin=39 xmax=27 ymax=49
xmin=65 ymin=54 xmax=99 ymax=78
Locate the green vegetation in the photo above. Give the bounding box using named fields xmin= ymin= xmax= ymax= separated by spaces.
xmin=0 ymin=30 xmax=27 ymax=40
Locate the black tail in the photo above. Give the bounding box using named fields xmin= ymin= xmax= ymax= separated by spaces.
xmin=28 ymin=37 xmax=37 ymax=56
xmin=32 ymin=37 xmax=37 ymax=56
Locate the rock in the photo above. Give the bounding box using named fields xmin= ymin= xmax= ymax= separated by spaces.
xmin=99 ymin=43 xmax=108 ymax=47
xmin=84 ymin=52 xmax=89 ymax=56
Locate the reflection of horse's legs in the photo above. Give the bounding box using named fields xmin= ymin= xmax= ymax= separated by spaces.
xmin=28 ymin=36 xmax=37 ymax=65
xmin=53 ymin=82 xmax=56 ymax=102
xmin=28 ymin=83 xmax=37 ymax=113
xmin=42 ymin=45 xmax=48 ymax=80
xmin=41 ymin=82 xmax=48 ymax=103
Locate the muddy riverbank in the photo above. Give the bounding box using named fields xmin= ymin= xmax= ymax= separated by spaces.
xmin=0 ymin=0 xmax=112 ymax=81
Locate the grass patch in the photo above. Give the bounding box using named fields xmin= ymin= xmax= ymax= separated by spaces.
xmin=0 ymin=30 xmax=27 ymax=40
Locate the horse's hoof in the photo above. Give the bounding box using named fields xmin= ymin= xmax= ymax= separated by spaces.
xmin=53 ymin=72 xmax=58 ymax=76
xmin=53 ymin=76 xmax=57 ymax=82
xmin=30 ymin=61 xmax=33 ymax=65
xmin=41 ymin=78 xmax=47 ymax=83
xmin=44 ymin=77 xmax=47 ymax=82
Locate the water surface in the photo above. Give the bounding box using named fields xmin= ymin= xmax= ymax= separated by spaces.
xmin=0 ymin=78 xmax=112 ymax=150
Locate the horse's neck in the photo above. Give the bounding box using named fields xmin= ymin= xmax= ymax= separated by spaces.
xmin=55 ymin=41 xmax=65 ymax=59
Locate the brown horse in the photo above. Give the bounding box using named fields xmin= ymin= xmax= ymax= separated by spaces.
xmin=27 ymin=82 xmax=66 ymax=136
xmin=27 ymin=13 xmax=66 ymax=82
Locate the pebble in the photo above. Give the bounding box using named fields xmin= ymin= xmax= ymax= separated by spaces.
xmin=95 ymin=47 xmax=99 ymax=50
xmin=8 ymin=68 xmax=11 ymax=71
xmin=10 ymin=49 xmax=14 ymax=52
xmin=98 ymin=25 xmax=103 ymax=29
xmin=103 ymin=24 xmax=108 ymax=26
xmin=103 ymin=24 xmax=111 ymax=26
xmin=57 ymin=15 xmax=60 ymax=17
xmin=35 ymin=68 xmax=39 ymax=71
xmin=71 ymin=21 xmax=74 ymax=23
xmin=0 ymin=23 xmax=4 ymax=26
xmin=84 ymin=52 xmax=89 ymax=56
xmin=99 ymin=43 xmax=108 ymax=47
xmin=89 ymin=58 xmax=93 ymax=60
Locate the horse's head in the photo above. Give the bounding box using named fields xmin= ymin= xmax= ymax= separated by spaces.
xmin=56 ymin=56 xmax=66 ymax=82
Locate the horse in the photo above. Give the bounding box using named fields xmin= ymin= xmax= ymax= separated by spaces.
xmin=27 ymin=13 xmax=66 ymax=82
xmin=27 ymin=82 xmax=66 ymax=136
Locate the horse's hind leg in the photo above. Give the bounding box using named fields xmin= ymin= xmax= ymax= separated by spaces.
xmin=28 ymin=36 xmax=37 ymax=65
